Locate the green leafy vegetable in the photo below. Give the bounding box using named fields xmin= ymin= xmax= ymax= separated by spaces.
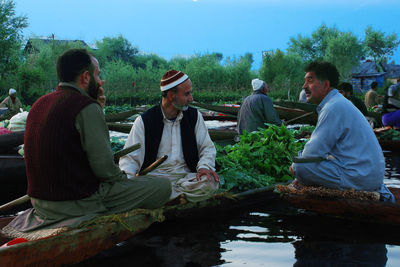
xmin=110 ymin=136 xmax=126 ymax=153
xmin=377 ymin=129 xmax=400 ymax=140
xmin=216 ymin=124 xmax=305 ymax=193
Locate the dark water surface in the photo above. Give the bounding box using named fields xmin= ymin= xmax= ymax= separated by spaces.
xmin=76 ymin=152 xmax=400 ymax=267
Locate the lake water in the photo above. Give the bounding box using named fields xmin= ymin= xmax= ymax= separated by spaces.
xmin=76 ymin=147 xmax=400 ymax=267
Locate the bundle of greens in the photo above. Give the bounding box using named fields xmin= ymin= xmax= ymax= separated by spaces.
xmin=104 ymin=104 xmax=133 ymax=114
xmin=377 ymin=129 xmax=400 ymax=140
xmin=110 ymin=136 xmax=126 ymax=153
xmin=216 ymin=124 xmax=305 ymax=193
xmin=292 ymin=125 xmax=315 ymax=140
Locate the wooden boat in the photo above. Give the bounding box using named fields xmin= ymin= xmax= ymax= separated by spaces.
xmin=0 ymin=131 xmax=24 ymax=153
xmin=104 ymin=107 xmax=147 ymax=123
xmin=107 ymin=122 xmax=237 ymax=142
xmin=374 ymin=127 xmax=400 ymax=152
xmin=274 ymin=99 xmax=383 ymax=127
xmin=191 ymin=102 xmax=239 ymax=116
xmin=274 ymin=106 xmax=318 ymax=125
xmin=275 ymin=185 xmax=400 ymax=225
xmin=378 ymin=139 xmax=400 ymax=152
xmin=192 ymin=101 xmax=319 ymax=125
xmin=202 ymin=114 xmax=237 ymax=121
xmin=273 ymin=99 xmax=317 ymax=113
xmin=0 ymin=154 xmax=26 ymax=204
xmin=0 ymin=184 xmax=281 ymax=266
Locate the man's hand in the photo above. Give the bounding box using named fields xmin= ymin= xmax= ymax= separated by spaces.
xmin=196 ymin=168 xmax=220 ymax=182
xmin=97 ymin=80 xmax=106 ymax=108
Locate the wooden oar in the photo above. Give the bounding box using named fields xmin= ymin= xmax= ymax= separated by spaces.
xmin=0 ymin=143 xmax=141 ymax=214
xmin=137 ymin=155 xmax=168 ymax=176
xmin=0 ymin=195 xmax=30 ymax=213
xmin=113 ymin=143 xmax=141 ymax=162
xmin=283 ymin=111 xmax=315 ymax=126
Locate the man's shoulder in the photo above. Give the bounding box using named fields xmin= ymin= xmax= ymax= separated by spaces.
xmin=323 ymin=93 xmax=349 ymax=111
xmin=246 ymin=92 xmax=269 ymax=101
xmin=142 ymin=104 xmax=160 ymax=116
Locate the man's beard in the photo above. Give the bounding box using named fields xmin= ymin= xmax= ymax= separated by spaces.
xmin=172 ymin=96 xmax=189 ymax=111
xmin=87 ymin=73 xmax=99 ymax=100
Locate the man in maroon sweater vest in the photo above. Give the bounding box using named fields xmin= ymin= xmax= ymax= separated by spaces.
xmin=4 ymin=49 xmax=171 ymax=231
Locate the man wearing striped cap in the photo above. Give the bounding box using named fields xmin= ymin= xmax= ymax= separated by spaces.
xmin=120 ymin=70 xmax=219 ymax=203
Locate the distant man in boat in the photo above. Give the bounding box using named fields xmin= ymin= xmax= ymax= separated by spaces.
xmin=119 ymin=70 xmax=219 ymax=203
xmin=365 ymin=81 xmax=382 ymax=109
xmin=0 ymin=88 xmax=23 ymax=120
xmin=382 ymin=82 xmax=400 ymax=128
xmin=298 ymin=88 xmax=307 ymax=103
xmin=4 ymin=49 xmax=171 ymax=232
xmin=289 ymin=61 xmax=394 ymax=202
xmin=337 ymin=82 xmax=368 ymax=116
xmin=237 ymin=78 xmax=281 ymax=135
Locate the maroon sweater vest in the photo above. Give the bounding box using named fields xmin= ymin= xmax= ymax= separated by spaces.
xmin=25 ymin=87 xmax=100 ymax=201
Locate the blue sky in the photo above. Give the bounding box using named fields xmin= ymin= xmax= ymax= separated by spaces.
xmin=14 ymin=0 xmax=400 ymax=70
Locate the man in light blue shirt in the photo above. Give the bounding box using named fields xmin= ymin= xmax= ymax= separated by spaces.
xmin=290 ymin=61 xmax=394 ymax=202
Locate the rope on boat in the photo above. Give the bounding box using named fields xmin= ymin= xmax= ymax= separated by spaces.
xmin=77 ymin=208 xmax=165 ymax=232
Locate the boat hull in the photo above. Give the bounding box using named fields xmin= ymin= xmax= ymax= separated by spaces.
xmin=0 ymin=185 xmax=280 ymax=266
xmin=278 ymin=187 xmax=400 ymax=225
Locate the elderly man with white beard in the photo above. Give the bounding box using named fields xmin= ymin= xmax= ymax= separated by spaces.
xmin=119 ymin=70 xmax=219 ymax=203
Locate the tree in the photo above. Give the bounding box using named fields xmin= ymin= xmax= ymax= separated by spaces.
xmin=0 ymin=0 xmax=28 ymax=79
xmin=94 ymin=35 xmax=138 ymax=64
xmin=222 ymin=54 xmax=254 ymax=91
xmin=287 ymin=24 xmax=339 ymax=62
xmin=324 ymin=32 xmax=363 ymax=80
xmin=363 ymin=26 xmax=400 ymax=64
xmin=259 ymin=49 xmax=304 ymax=99
xmin=133 ymin=53 xmax=168 ymax=70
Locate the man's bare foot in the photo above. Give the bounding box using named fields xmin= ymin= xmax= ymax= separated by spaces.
xmin=166 ymin=194 xmax=187 ymax=206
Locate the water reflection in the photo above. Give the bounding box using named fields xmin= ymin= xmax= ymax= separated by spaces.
xmin=76 ymin=154 xmax=400 ymax=267
xmin=293 ymin=241 xmax=387 ymax=267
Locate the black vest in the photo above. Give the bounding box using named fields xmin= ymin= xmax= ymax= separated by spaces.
xmin=141 ymin=105 xmax=199 ymax=172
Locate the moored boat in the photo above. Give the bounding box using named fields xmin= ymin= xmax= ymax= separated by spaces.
xmin=0 ymin=154 xmax=26 ymax=203
xmin=274 ymin=99 xmax=383 ymax=127
xmin=378 ymin=139 xmax=400 ymax=152
xmin=104 ymin=107 xmax=146 ymax=122
xmin=191 ymin=101 xmax=319 ymax=125
xmin=0 ymin=131 xmax=24 ymax=153
xmin=107 ymin=122 xmax=238 ymax=142
xmin=0 ymin=184 xmax=281 ymax=266
xmin=275 ymin=185 xmax=400 ymax=225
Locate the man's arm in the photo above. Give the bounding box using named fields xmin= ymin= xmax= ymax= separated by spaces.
xmin=119 ymin=116 xmax=145 ymax=178
xmin=263 ymin=96 xmax=282 ymax=125
xmin=194 ymin=111 xmax=219 ymax=182
xmin=300 ymin=105 xmax=343 ymax=158
xmin=16 ymin=98 xmax=23 ymax=111
xmin=75 ymin=103 xmax=126 ymax=182
xmin=0 ymin=97 xmax=9 ymax=108
xmin=291 ymin=103 xmax=344 ymax=177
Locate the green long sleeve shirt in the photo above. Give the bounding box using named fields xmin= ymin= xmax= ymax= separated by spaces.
xmin=59 ymin=83 xmax=127 ymax=183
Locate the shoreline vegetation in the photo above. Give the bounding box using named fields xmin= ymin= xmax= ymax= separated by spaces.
xmin=0 ymin=0 xmax=398 ymax=107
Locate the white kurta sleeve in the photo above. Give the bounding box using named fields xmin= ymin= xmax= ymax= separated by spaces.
xmin=195 ymin=111 xmax=216 ymax=171
xmin=119 ymin=116 xmax=146 ymax=178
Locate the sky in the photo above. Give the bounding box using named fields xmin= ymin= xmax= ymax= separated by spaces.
xmin=13 ymin=0 xmax=400 ymax=70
